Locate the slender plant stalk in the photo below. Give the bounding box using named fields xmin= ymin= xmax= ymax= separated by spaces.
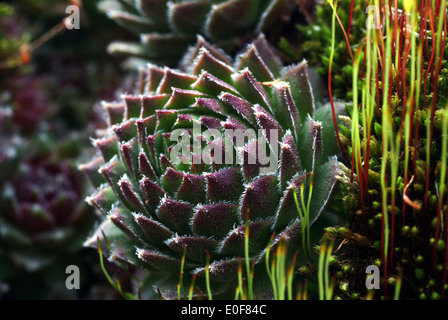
xmin=205 ymin=252 xmax=212 ymax=300
xmin=287 ymin=252 xmax=298 ymax=300
xmin=97 ymin=237 xmax=136 ymax=300
xmin=276 ymin=242 xmax=287 ymax=300
xmin=188 ymin=274 xmax=196 ymax=300
xmin=380 ymin=0 xmax=393 ymax=296
xmin=324 ymin=241 xmax=334 ymax=300
xmin=393 ymin=267 xmax=403 ymax=300
xmin=318 ymin=238 xmax=334 ymax=300
xmin=244 ymin=218 xmax=254 ymax=300
xmin=327 ymin=0 xmax=350 ymax=164
xmin=177 ymin=246 xmax=187 ymax=300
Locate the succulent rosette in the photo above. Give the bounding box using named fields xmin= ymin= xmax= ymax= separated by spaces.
xmin=81 ymin=34 xmax=342 ymax=298
xmin=0 ymin=142 xmax=96 ymax=272
xmin=0 ymin=129 xmax=101 ymax=298
xmin=98 ymin=0 xmax=309 ymax=65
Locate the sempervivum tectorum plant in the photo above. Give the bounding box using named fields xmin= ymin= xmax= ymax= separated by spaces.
xmin=81 ymin=34 xmax=342 ymax=299
xmin=0 ymin=133 xmax=99 ymax=298
xmin=98 ymin=0 xmax=314 ymax=66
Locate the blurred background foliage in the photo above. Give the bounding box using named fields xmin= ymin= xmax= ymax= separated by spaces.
xmin=0 ymin=0 xmax=135 ymax=299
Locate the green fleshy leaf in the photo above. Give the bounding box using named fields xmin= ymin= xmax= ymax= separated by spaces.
xmin=309 ymin=157 xmax=339 ymax=224
xmin=192 ymin=204 xmax=240 ymax=238
xmin=282 ymin=61 xmax=315 ymax=122
xmin=169 ymin=1 xmax=213 ymax=35
xmin=206 ymin=0 xmax=261 ymax=40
